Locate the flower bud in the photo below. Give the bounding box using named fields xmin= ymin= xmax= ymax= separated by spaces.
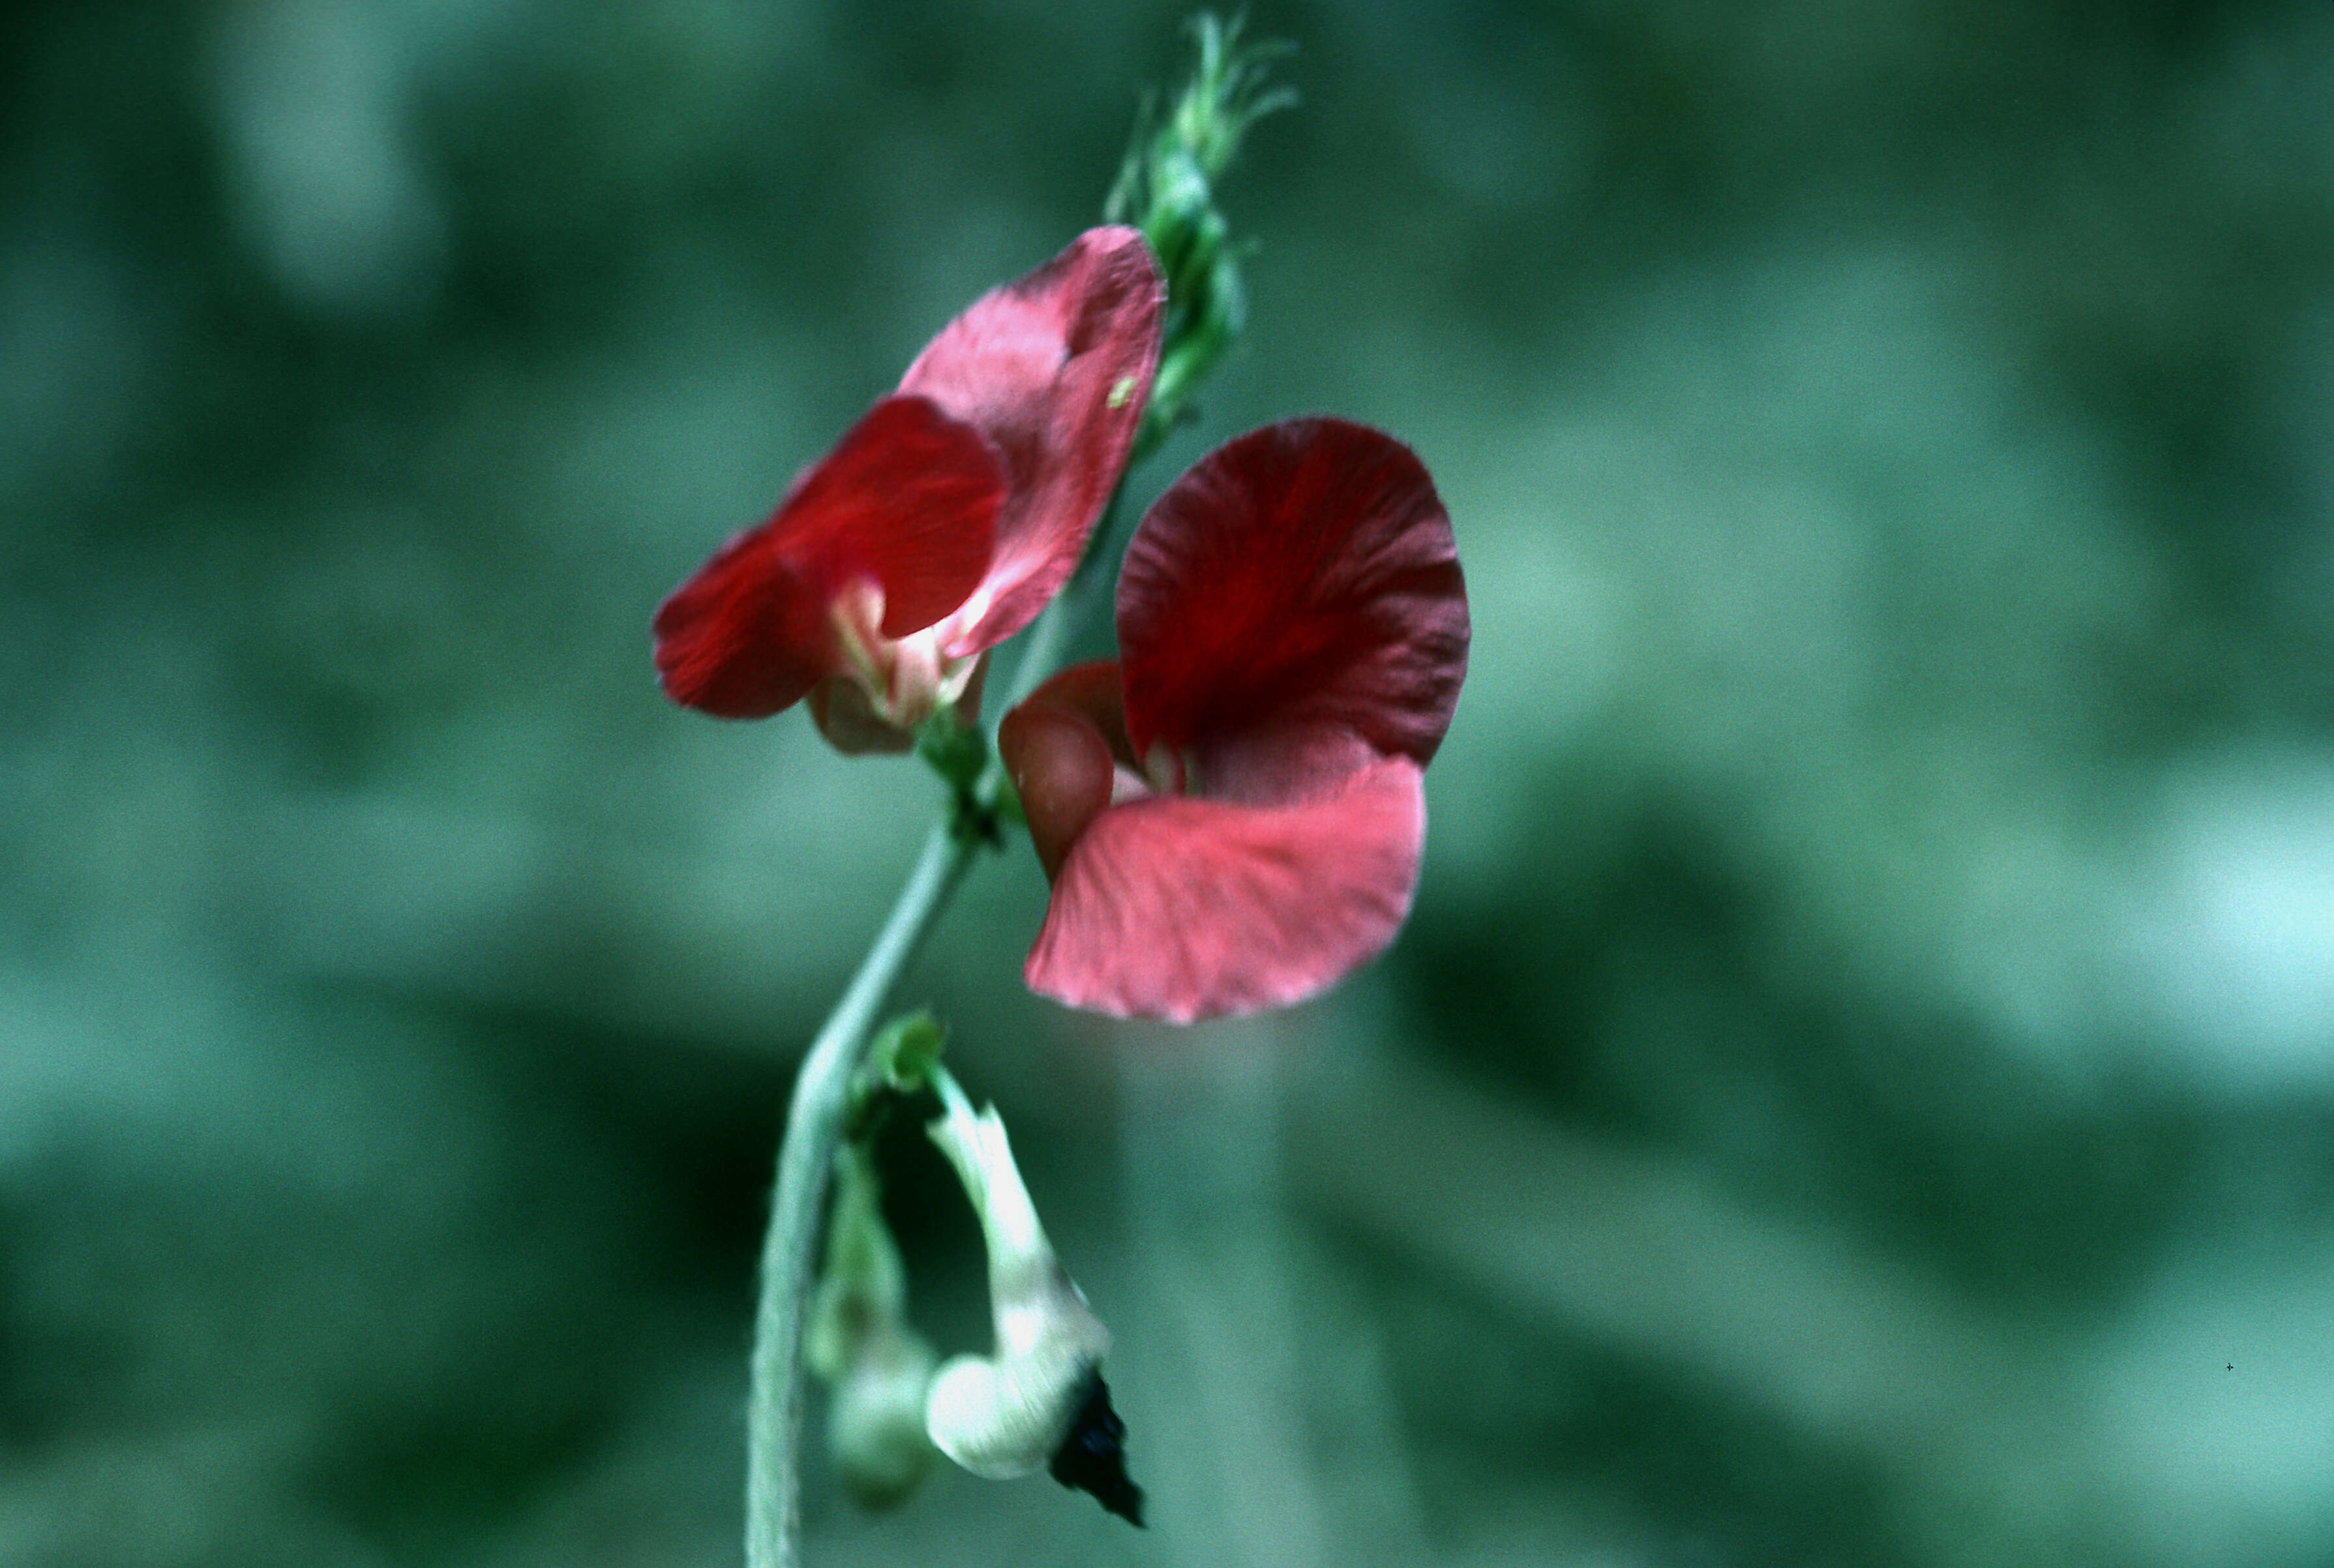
xmin=923 ymin=1073 xmax=1143 ymax=1524
xmin=1105 ymin=15 xmax=1289 ymax=453
xmin=1148 ymin=246 xmax=1244 ymax=427
xmin=806 ymin=1143 xmax=939 ymax=1509
xmin=1140 ymin=151 xmax=1221 ymax=291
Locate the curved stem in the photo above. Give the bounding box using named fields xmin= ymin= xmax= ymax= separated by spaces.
xmin=741 ymin=32 xmax=1287 ymax=1556
xmin=745 ymin=448 xmax=1144 ymax=1562
xmin=745 ymin=819 xmax=977 ymax=1568
xmin=745 ymin=517 xmax=1116 ymax=1567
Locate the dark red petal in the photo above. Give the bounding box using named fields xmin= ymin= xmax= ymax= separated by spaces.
xmin=652 ymin=530 xmax=830 ymax=719
xmin=1002 ymin=715 xmax=1113 ymax=881
xmin=999 ymin=662 xmax=1132 ymax=878
xmin=1023 ymin=758 xmax=1427 ymax=1022
xmin=1116 ymin=419 xmax=1469 ymax=789
xmin=1006 ymin=660 xmax=1137 ymax=765
xmin=900 ymin=228 xmax=1164 ymax=656
xmin=816 ymin=396 xmax=1006 ymax=638
xmin=651 ymin=396 xmax=1004 ymax=718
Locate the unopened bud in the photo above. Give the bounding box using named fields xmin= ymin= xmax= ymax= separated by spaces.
xmin=1106 ymin=14 xmax=1291 ymax=457
xmin=923 ymin=1071 xmax=1143 ymax=1524
xmin=1149 ymin=248 xmax=1245 ymax=426
xmin=1141 ymin=151 xmax=1220 ymax=290
xmin=806 ymin=1143 xmax=939 ymax=1509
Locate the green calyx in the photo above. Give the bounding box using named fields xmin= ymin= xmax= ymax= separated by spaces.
xmin=915 ymin=705 xmax=1004 ymax=846
xmin=868 ymin=1010 xmax=946 ymax=1097
xmin=841 ymin=1010 xmax=947 ymax=1143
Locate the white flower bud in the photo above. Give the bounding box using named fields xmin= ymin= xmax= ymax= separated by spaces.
xmin=921 ymin=1078 xmax=1115 ymax=1484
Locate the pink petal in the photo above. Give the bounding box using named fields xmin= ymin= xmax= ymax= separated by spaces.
xmin=653 ymin=396 xmax=1004 ymax=718
xmin=1116 ymin=419 xmax=1469 ymax=792
xmin=1023 ymin=758 xmax=1428 ymax=1023
xmin=900 ymin=228 xmax=1165 ymax=657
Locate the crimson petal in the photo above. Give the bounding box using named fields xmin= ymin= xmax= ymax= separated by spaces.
xmin=653 ymin=395 xmax=1004 ymax=718
xmin=1116 ymin=419 xmax=1469 ymax=791
xmin=1023 ymin=758 xmax=1428 ymax=1023
xmin=999 ymin=661 xmax=1133 ymax=880
xmin=901 ymin=227 xmax=1165 ymax=657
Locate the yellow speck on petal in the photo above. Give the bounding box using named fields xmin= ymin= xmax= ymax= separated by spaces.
xmin=1106 ymin=376 xmax=1136 ymax=410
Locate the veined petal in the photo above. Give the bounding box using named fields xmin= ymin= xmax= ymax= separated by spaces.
xmin=901 ymin=228 xmax=1165 ymax=657
xmin=653 ymin=396 xmax=1004 ymax=718
xmin=1116 ymin=419 xmax=1469 ymax=788
xmin=1023 ymin=758 xmax=1427 ymax=1023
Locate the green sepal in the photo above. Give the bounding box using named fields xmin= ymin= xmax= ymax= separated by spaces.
xmin=841 ymin=1011 xmax=946 ymax=1143
xmin=870 ymin=1011 xmax=946 ymax=1095
xmin=991 ymin=765 xmax=1028 ymax=832
xmin=915 ymin=707 xmax=989 ymax=793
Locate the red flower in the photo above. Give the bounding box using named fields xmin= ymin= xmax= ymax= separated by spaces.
xmin=999 ymin=419 xmax=1469 ymax=1022
xmin=653 ymin=228 xmax=1165 ymax=750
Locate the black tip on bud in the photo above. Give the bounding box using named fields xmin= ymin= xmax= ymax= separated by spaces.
xmin=1048 ymin=1370 xmax=1145 ymax=1527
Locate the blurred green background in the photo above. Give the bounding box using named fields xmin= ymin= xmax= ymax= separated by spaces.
xmin=7 ymin=1 xmax=2333 ymax=1563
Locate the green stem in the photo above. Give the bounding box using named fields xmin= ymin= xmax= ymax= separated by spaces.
xmin=745 ymin=816 xmax=976 ymax=1568
xmin=739 ymin=18 xmax=1285 ymax=1528
xmin=743 ymin=552 xmax=1093 ymax=1568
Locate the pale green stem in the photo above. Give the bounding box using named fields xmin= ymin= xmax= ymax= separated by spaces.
xmin=743 ymin=557 xmax=1092 ymax=1568
xmin=740 ymin=79 xmax=1246 ymax=1539
xmin=745 ymin=817 xmax=976 ymax=1568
